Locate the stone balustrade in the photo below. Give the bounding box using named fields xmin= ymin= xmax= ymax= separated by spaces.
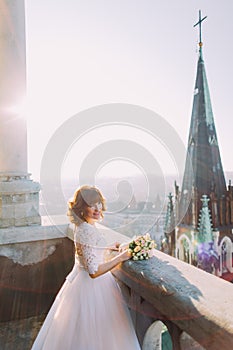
xmin=112 ymin=249 xmax=233 ymax=349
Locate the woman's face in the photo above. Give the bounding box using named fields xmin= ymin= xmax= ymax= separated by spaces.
xmin=84 ymin=202 xmax=103 ymax=224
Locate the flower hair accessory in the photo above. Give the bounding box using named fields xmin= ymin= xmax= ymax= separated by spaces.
xmin=128 ymin=233 xmax=155 ymax=261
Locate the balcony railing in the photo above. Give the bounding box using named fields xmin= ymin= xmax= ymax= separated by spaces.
xmin=112 ymin=249 xmax=233 ymax=349
xmin=98 ymin=224 xmax=233 ymax=350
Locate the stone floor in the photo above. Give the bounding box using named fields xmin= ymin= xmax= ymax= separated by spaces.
xmin=0 ymin=314 xmax=45 ymax=350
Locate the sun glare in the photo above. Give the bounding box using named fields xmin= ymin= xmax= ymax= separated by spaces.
xmin=6 ymin=98 xmax=28 ymax=119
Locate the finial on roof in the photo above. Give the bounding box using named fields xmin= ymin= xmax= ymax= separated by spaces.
xmin=193 ymin=10 xmax=207 ymax=53
xmin=200 ymin=194 xmax=209 ymax=207
xmin=197 ymin=194 xmax=213 ymax=244
xmin=164 ymin=192 xmax=175 ymax=235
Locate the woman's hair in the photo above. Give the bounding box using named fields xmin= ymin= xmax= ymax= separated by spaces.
xmin=67 ymin=185 xmax=106 ymax=224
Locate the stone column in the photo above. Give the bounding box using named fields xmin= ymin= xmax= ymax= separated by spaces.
xmin=0 ymin=0 xmax=41 ymax=227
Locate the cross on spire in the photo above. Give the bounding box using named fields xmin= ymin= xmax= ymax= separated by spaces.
xmin=193 ymin=10 xmax=207 ymax=50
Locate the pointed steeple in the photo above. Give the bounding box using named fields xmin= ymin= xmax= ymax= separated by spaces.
xmin=163 ymin=193 xmax=176 ymax=256
xmin=197 ymin=195 xmax=213 ymax=244
xmin=164 ymin=193 xmax=175 ymax=235
xmin=196 ymin=195 xmax=219 ymax=274
xmin=175 ymin=11 xmax=233 ymax=279
xmin=180 ymin=11 xmax=226 ymax=216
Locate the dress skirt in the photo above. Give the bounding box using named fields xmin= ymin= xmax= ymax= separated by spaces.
xmin=31 ymin=264 xmax=141 ymax=350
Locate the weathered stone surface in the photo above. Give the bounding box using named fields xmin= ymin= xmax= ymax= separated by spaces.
xmin=113 ymin=249 xmax=233 ymax=350
xmin=0 ymin=314 xmax=46 ymax=350
xmin=0 ymin=176 xmax=41 ymax=227
xmin=0 ymin=216 xmax=69 ymax=245
xmin=0 ymin=221 xmax=74 ymax=322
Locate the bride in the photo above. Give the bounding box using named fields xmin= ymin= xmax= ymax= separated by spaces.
xmin=31 ymin=185 xmax=141 ymax=350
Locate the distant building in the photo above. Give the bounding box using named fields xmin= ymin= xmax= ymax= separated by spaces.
xmin=163 ymin=12 xmax=233 ymax=281
xmin=127 ymin=194 xmax=137 ymax=210
xmin=102 ymin=194 xmax=166 ymax=243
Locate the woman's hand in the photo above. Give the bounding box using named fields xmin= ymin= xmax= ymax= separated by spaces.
xmin=108 ymin=241 xmax=120 ymax=251
xmin=90 ymin=246 xmax=131 ymax=279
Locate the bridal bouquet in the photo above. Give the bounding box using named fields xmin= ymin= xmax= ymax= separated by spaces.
xmin=128 ymin=233 xmax=155 ymax=261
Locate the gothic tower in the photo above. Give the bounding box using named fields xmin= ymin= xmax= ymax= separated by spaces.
xmin=175 ymin=11 xmax=233 ymax=277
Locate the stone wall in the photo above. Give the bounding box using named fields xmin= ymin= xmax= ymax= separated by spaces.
xmin=0 ymin=174 xmax=41 ymax=227
xmin=0 ymin=220 xmax=73 ymax=321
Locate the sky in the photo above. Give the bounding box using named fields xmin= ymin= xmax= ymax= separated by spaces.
xmin=24 ymin=0 xmax=233 ymax=186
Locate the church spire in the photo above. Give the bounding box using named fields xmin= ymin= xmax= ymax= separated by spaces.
xmin=164 ymin=193 xmax=175 ymax=236
xmin=162 ymin=193 xmax=176 ymax=256
xmin=180 ymin=11 xmax=226 ymax=220
xmin=175 ymin=11 xmax=233 ymax=279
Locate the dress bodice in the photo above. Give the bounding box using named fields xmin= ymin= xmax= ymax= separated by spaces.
xmin=74 ymin=222 xmax=107 ymax=274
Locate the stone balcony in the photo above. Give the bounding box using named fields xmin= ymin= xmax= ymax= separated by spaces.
xmin=1 ymin=219 xmax=233 ymax=349
xmin=113 ymin=250 xmax=233 ymax=349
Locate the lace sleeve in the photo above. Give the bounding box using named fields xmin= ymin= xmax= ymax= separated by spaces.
xmin=74 ymin=223 xmax=100 ymax=275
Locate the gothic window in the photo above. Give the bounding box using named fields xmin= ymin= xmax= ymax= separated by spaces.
xmin=209 ymin=135 xmax=217 ymax=145
xmin=182 ymin=238 xmax=190 ymax=264
xmin=221 ymin=241 xmax=227 ymax=273
xmin=220 ymin=238 xmax=233 ymax=274
xmin=189 ymin=137 xmax=195 ymax=147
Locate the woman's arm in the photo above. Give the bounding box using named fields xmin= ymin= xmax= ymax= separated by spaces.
xmin=89 ymin=249 xmax=131 ymax=279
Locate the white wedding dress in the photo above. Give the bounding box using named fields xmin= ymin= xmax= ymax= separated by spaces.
xmin=31 ymin=222 xmax=141 ymax=350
